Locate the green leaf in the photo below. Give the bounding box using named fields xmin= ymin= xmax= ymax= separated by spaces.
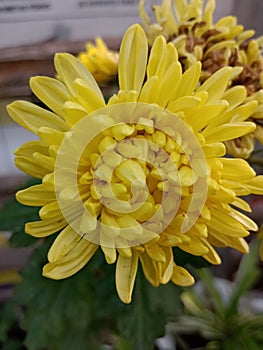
xmin=173 ymin=247 xmax=211 ymax=268
xmin=195 ymin=268 xmax=225 ymax=320
xmin=1 ymin=340 xmax=24 ymax=350
xmin=225 ymin=241 xmax=261 ymax=318
xmin=115 ymin=336 xmax=133 ymax=350
xmin=0 ymin=177 xmax=41 ymax=247
xmin=117 ymin=268 xmax=182 ymax=350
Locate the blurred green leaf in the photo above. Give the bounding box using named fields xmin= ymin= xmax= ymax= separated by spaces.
xmin=225 ymin=240 xmax=261 ymax=318
xmin=170 ymin=240 xmax=263 ymax=350
xmin=0 ymin=178 xmax=41 ymax=247
xmin=117 ymin=268 xmax=183 ymax=350
xmin=173 ymin=247 xmax=211 ymax=269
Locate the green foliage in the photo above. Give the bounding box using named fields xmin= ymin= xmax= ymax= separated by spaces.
xmin=170 ymin=241 xmax=263 ymax=350
xmin=173 ymin=247 xmax=211 ymax=269
xmin=117 ymin=267 xmax=183 ymax=350
xmin=0 ymin=234 xmax=183 ymax=350
xmin=0 ymin=178 xmax=40 ymax=247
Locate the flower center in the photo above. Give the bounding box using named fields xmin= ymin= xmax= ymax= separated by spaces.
xmin=55 ymin=103 xmax=208 ymax=247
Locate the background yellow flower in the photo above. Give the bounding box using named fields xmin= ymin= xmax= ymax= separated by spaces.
xmin=78 ymin=37 xmax=119 ymax=84
xmin=139 ymin=0 xmax=263 ymax=158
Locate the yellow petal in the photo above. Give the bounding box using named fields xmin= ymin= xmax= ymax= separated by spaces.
xmin=54 ymin=53 xmax=104 ymax=101
xmin=243 ymin=176 xmax=263 ymax=195
xmin=147 ymin=35 xmax=167 ymax=79
xmin=231 ymin=197 xmax=252 ymax=212
xmin=16 ymin=184 xmax=55 ymax=206
xmin=30 ymin=76 xmax=70 ymax=117
xmin=63 ymin=101 xmax=88 ymax=127
xmin=201 ymin=239 xmax=221 ymax=265
xmin=145 ymin=242 xmax=166 ymax=263
xmin=39 ymin=201 xmax=64 ymax=219
xmin=228 ymin=208 xmax=258 ymax=231
xmin=118 ymin=24 xmax=148 ymax=93
xmin=171 ymin=264 xmax=195 ymax=286
xmin=38 ymin=127 xmax=65 ymax=146
xmin=138 ymin=76 xmax=159 ymax=103
xmin=33 ymin=152 xmax=55 ymax=172
xmin=115 ymin=159 xmax=146 ymax=184
xmin=185 ymin=102 xmax=228 ymax=131
xmin=117 ymin=215 xmax=143 ymax=241
xmin=117 ymin=246 xmax=133 ymax=258
xmin=26 ymin=217 xmax=66 ymax=237
xmin=157 ymin=61 xmax=184 ymax=106
xmin=208 ymin=230 xmax=249 ymax=254
xmin=14 ymin=140 xmax=48 ymax=157
xmin=74 ymin=78 xmax=106 ymax=112
xmin=101 ymin=245 xmax=117 ymax=264
xmin=15 ymin=156 xmax=48 ymax=179
xmin=48 ymin=225 xmax=81 ymax=262
xmin=139 ymin=251 xmax=159 ymax=286
xmin=203 ymin=122 xmax=256 ymax=143
xmin=179 ymin=236 xmax=209 ymax=255
xmin=222 ymin=86 xmax=247 ymax=109
xmin=209 ymin=210 xmax=249 ymax=238
xmin=196 ymin=67 xmax=232 ymax=103
xmin=116 ymin=251 xmax=139 ymax=303
xmin=168 ymin=96 xmax=202 ymax=113
xmin=176 ymin=62 xmax=201 ymax=98
xmin=220 ymin=158 xmax=256 ymax=180
xmin=202 ymin=142 xmax=226 ymax=158
xmin=7 ymin=101 xmax=68 ymax=134
xmin=158 ymin=246 xmax=174 ymax=284
xmin=230 ymin=101 xmax=257 ymax=123
xmin=43 ymin=238 xmax=98 ymax=279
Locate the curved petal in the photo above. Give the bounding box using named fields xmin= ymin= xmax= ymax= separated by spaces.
xmin=15 ymin=156 xmax=49 ymax=179
xmin=176 ymin=62 xmax=201 ymax=99
xmin=203 ymin=122 xmax=256 ymax=142
xmin=139 ymin=251 xmax=159 ymax=286
xmin=48 ymin=225 xmax=82 ymax=262
xmin=16 ymin=184 xmax=55 ymax=206
xmin=116 ymin=251 xmax=139 ymax=303
xmin=7 ymin=101 xmax=68 ymax=134
xmin=54 ymin=53 xmax=104 ymax=102
xmin=118 ymin=24 xmax=148 ymax=94
xmin=147 ymin=35 xmax=167 ymax=79
xmin=74 ymin=78 xmax=106 ymax=112
xmin=196 ymin=67 xmax=233 ymax=103
xmin=30 ymin=76 xmax=70 ymax=117
xmin=43 ymin=238 xmax=98 ymax=279
xmin=171 ymin=264 xmax=195 ymax=286
xmin=25 ymin=217 xmax=67 ymax=237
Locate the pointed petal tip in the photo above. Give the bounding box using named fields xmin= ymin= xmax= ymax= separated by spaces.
xmin=54 ymin=52 xmax=76 ymax=67
xmin=119 ymin=294 xmax=132 ymax=304
xmin=6 ymin=100 xmax=20 ymax=113
xmin=42 ymin=264 xmax=62 ymax=280
xmin=128 ymin=23 xmax=144 ymax=33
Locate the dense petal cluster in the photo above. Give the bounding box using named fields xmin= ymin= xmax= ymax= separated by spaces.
xmin=139 ymin=0 xmax=263 ymax=158
xmin=7 ymin=24 xmax=263 ymax=303
xmin=78 ymin=37 xmax=119 ymax=84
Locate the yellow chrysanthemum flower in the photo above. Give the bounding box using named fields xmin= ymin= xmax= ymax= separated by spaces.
xmin=139 ymin=0 xmax=263 ymax=158
xmin=78 ymin=37 xmax=119 ymax=84
xmin=7 ymin=24 xmax=263 ymax=304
